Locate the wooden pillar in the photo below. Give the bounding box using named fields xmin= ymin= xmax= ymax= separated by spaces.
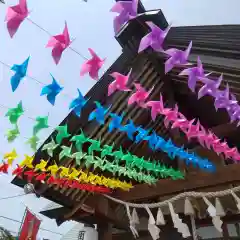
xmin=98 ymin=222 xmax=113 ymax=240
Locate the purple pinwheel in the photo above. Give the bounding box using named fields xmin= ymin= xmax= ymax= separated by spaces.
xmin=179 ymin=56 xmax=207 ymax=92
xmin=138 ymin=22 xmax=171 ymax=53
xmin=198 ymin=74 xmax=223 ymax=99
xmin=214 ymin=84 xmax=230 ymax=111
xmin=110 ymin=0 xmax=138 ymax=34
xmin=164 ymin=41 xmax=192 ymax=74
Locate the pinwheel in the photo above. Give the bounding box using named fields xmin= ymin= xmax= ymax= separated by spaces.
xmin=88 ymin=139 xmax=101 ymax=154
xmin=59 ymin=145 xmax=73 ymax=160
xmin=26 ymin=135 xmax=40 ymax=151
xmin=46 ymin=22 xmax=71 ymax=64
xmin=109 ymin=113 xmax=124 ymax=132
xmin=88 ymin=101 xmax=111 ymax=125
xmin=72 ymin=151 xmax=87 ymax=166
xmin=3 ymin=149 xmax=18 ymax=165
xmin=70 ymin=130 xmax=89 ymax=151
xmin=5 ymin=101 xmax=24 ymax=124
xmin=10 ymin=57 xmax=30 ymax=92
xmin=55 ymin=124 xmax=70 ymax=144
xmin=40 ymin=74 xmax=63 ymax=105
xmin=5 ymin=126 xmax=20 ymax=143
xmin=138 ymin=22 xmax=171 ymax=53
xmin=101 ymin=144 xmax=114 ymax=158
xmin=42 ymin=138 xmax=59 ymax=157
xmin=80 ymin=48 xmax=105 ymax=80
xmin=121 ymin=119 xmax=137 ymax=140
xmin=33 ymin=116 xmax=49 ymax=135
xmin=108 ymin=71 xmax=131 ymax=96
xmin=69 ymin=89 xmax=88 ymax=117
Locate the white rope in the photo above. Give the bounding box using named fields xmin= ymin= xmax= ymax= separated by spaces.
xmin=103 ymin=185 xmax=240 ymax=208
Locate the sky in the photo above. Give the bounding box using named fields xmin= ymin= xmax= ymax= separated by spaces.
xmin=0 ymin=0 xmax=240 ymax=239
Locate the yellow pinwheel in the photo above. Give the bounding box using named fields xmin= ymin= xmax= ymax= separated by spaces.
xmin=35 ymin=159 xmax=48 ymax=172
xmin=4 ymin=149 xmax=18 ymax=165
xmin=88 ymin=173 xmax=97 ymax=184
xmin=79 ymin=172 xmax=88 ymax=183
xmin=47 ymin=164 xmax=59 ymax=175
xmin=68 ymin=168 xmax=80 ymax=180
xmin=19 ymin=155 xmax=34 ymax=168
xmin=59 ymin=167 xmax=69 ymax=178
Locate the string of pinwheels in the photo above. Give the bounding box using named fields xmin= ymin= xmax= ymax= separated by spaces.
xmin=107 ymin=70 xmax=240 ymax=162
xmin=1 ymin=95 xmax=215 ymax=173
xmin=1 ymin=0 xmax=235 ymax=195
xmin=1 ymin=149 xmax=133 ymax=191
xmin=108 ymin=0 xmax=240 ymax=162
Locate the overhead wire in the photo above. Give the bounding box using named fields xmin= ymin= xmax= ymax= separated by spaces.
xmin=0 ymin=215 xmax=63 ymax=235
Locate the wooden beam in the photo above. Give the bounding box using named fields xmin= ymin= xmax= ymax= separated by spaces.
xmin=113 ymin=164 xmax=240 ymax=201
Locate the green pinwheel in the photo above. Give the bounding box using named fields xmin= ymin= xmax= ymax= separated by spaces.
xmin=42 ymin=138 xmax=59 ymax=157
xmin=5 ymin=101 xmax=24 ymax=125
xmin=112 ymin=147 xmax=124 ymax=163
xmin=118 ymin=166 xmax=127 ymax=177
xmin=88 ymin=139 xmax=101 ymax=154
xmin=72 ymin=151 xmax=87 ymax=166
xmin=84 ymin=154 xmax=95 ymax=168
xmin=5 ymin=125 xmax=20 ymax=142
xmin=33 ymin=116 xmax=49 ymax=135
xmin=101 ymin=144 xmax=114 ymax=158
xmin=70 ymin=131 xmax=89 ymax=151
xmin=55 ymin=124 xmax=70 ymax=144
xmin=59 ymin=145 xmax=72 ymax=160
xmin=94 ymin=156 xmax=106 ymax=170
xmin=26 ymin=135 xmax=40 ymax=151
xmin=122 ymin=152 xmax=134 ymax=167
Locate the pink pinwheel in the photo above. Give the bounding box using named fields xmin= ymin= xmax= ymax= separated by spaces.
xmin=185 ymin=120 xmax=201 ymax=140
xmin=146 ymin=95 xmax=167 ymax=121
xmin=198 ymin=74 xmax=223 ymax=99
xmin=110 ymin=0 xmax=138 ymax=34
xmin=211 ymin=139 xmax=225 ymax=156
xmin=80 ymin=48 xmax=105 ymax=80
xmin=171 ymin=115 xmax=189 ymax=131
xmin=108 ymin=71 xmax=131 ymax=96
xmin=163 ymin=104 xmax=180 ymax=128
xmin=128 ymin=83 xmax=154 ymax=107
xmin=164 ymin=41 xmax=192 ymax=74
xmin=5 ymin=0 xmax=29 ymax=38
xmin=46 ymin=22 xmax=71 ymax=64
xmin=179 ymin=56 xmax=206 ymax=92
xmin=138 ymin=22 xmax=171 ymax=53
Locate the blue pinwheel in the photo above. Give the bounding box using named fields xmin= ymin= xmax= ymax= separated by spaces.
xmin=148 ymin=131 xmax=159 ymax=151
xmin=109 ymin=112 xmax=124 ymax=132
xmin=88 ymin=101 xmax=111 ymax=125
xmin=121 ymin=119 xmax=137 ymax=140
xmin=40 ymin=74 xmax=63 ymax=105
xmin=69 ymin=89 xmax=88 ymax=117
xmin=135 ymin=127 xmax=150 ymax=143
xmin=10 ymin=56 xmax=30 ymax=92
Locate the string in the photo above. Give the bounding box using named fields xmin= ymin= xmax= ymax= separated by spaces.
xmin=26 ymin=18 xmax=88 ymax=61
